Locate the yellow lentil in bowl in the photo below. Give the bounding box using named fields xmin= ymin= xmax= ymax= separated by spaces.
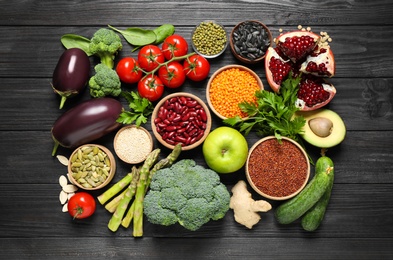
xmin=113 ymin=125 xmax=153 ymax=164
xmin=206 ymin=65 xmax=263 ymax=119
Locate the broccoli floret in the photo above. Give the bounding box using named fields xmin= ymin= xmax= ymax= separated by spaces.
xmin=143 ymin=159 xmax=231 ymax=231
xmin=89 ymin=28 xmax=122 ymax=69
xmin=89 ymin=64 xmax=121 ymax=98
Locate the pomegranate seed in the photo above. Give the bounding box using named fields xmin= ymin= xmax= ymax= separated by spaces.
xmin=279 ymin=35 xmax=316 ymax=62
xmin=297 ymin=78 xmax=330 ymax=107
xmin=269 ymin=57 xmax=292 ymax=85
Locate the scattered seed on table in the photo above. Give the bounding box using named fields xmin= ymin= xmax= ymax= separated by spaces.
xmin=59 ymin=175 xmax=68 ymax=188
xmin=62 ymin=203 xmax=68 ymax=212
xmin=59 ymin=190 xmax=68 ymax=205
xmin=56 ymin=155 xmax=69 ymax=166
xmin=63 ymin=184 xmax=78 ymax=193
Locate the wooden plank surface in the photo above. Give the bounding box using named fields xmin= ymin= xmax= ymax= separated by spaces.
xmin=1 ymin=0 xmax=393 ymax=259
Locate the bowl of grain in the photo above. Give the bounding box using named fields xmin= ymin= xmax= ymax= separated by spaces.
xmin=245 ymin=136 xmax=310 ymax=200
xmin=113 ymin=125 xmax=153 ymax=164
xmin=206 ymin=64 xmax=263 ymax=120
xmin=230 ymin=20 xmax=272 ymax=64
xmin=191 ymin=20 xmax=228 ymax=59
xmin=68 ymin=144 xmax=116 ymax=190
xmin=151 ymin=92 xmax=212 ymax=151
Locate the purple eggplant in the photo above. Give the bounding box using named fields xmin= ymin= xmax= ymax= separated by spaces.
xmin=52 ymin=48 xmax=90 ymax=109
xmin=51 ymin=97 xmax=123 ymax=156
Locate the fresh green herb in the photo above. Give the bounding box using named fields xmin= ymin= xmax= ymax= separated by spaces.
xmin=223 ymin=73 xmax=305 ymax=143
xmin=60 ymin=34 xmax=93 ymax=56
xmin=117 ymin=91 xmax=154 ymax=126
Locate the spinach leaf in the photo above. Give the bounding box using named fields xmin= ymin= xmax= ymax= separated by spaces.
xmin=61 ymin=34 xmax=92 ymax=56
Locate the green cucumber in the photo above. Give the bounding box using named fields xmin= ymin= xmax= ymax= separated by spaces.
xmin=301 ymin=160 xmax=334 ymax=231
xmin=275 ymin=156 xmax=334 ymax=225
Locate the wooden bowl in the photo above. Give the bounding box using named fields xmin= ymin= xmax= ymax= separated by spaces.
xmin=68 ymin=144 xmax=116 ymax=190
xmin=246 ymin=136 xmax=310 ymax=200
xmin=151 ymin=92 xmax=212 ymax=151
xmin=206 ymin=64 xmax=264 ymax=120
xmin=113 ymin=125 xmax=153 ymax=164
xmin=230 ymin=20 xmax=273 ymax=64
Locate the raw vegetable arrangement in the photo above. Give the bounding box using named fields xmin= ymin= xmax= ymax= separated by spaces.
xmin=51 ymin=22 xmax=346 ymax=237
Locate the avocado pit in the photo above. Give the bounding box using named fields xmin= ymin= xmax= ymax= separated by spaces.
xmin=308 ymin=117 xmax=333 ymax=137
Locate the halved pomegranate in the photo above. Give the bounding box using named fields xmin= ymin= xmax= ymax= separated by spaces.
xmin=265 ymin=26 xmax=336 ymax=111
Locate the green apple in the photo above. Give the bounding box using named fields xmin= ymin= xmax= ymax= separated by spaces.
xmin=202 ymin=126 xmax=248 ymax=174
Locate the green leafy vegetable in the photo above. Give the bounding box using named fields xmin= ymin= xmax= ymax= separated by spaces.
xmin=60 ymin=34 xmax=93 ymax=56
xmin=117 ymin=91 xmax=154 ymax=126
xmin=108 ymin=25 xmax=157 ymax=46
xmin=153 ymin=24 xmax=175 ymax=44
xmin=224 ymin=73 xmax=305 ymax=142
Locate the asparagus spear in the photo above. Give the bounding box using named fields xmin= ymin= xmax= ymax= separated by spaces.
xmin=97 ymin=171 xmax=134 ymax=205
xmin=108 ymin=166 xmax=140 ymax=232
xmin=132 ymin=144 xmax=182 ymax=237
xmin=105 ymin=188 xmax=128 ymax=213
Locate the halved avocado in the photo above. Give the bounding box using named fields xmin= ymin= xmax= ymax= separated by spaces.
xmin=295 ymin=109 xmax=346 ymax=148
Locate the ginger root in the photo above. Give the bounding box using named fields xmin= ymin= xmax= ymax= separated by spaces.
xmin=229 ymin=180 xmax=272 ymax=229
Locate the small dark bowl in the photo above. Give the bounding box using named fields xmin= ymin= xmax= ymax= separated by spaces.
xmin=230 ymin=20 xmax=273 ymax=64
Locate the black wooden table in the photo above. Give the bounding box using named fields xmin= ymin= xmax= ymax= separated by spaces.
xmin=1 ymin=1 xmax=393 ymax=259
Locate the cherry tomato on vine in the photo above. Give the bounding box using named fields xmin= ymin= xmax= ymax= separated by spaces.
xmin=158 ymin=61 xmax=186 ymax=89
xmin=138 ymin=75 xmax=164 ymax=102
xmin=67 ymin=192 xmax=96 ymax=219
xmin=161 ymin=34 xmax=189 ymax=60
xmin=183 ymin=54 xmax=210 ymax=82
xmin=116 ymin=57 xmax=143 ymax=84
xmin=138 ymin=45 xmax=165 ymax=72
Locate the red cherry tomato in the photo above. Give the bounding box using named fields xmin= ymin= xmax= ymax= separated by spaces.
xmin=137 ymin=75 xmax=164 ymax=102
xmin=183 ymin=54 xmax=210 ymax=81
xmin=158 ymin=61 xmax=186 ymax=88
xmin=116 ymin=57 xmax=143 ymax=84
xmin=137 ymin=45 xmax=165 ymax=72
xmin=67 ymin=192 xmax=96 ymax=219
xmin=161 ymin=34 xmax=189 ymax=60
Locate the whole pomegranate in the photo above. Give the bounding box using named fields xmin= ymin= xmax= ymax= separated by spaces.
xmin=265 ymin=26 xmax=336 ymax=111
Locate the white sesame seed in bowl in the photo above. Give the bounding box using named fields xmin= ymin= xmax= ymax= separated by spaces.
xmin=113 ymin=125 xmax=153 ymax=164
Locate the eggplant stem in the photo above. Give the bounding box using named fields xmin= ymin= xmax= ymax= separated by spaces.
xmin=52 ymin=141 xmax=60 ymax=156
xmin=59 ymin=96 xmax=67 ymax=109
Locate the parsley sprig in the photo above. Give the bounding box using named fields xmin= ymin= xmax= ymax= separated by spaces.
xmin=116 ymin=91 xmax=154 ymax=126
xmin=223 ymin=73 xmax=305 ymax=143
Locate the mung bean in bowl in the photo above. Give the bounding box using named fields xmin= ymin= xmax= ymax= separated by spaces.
xmin=68 ymin=144 xmax=116 ymax=190
xmin=191 ymin=20 xmax=228 ymax=58
xmin=151 ymin=92 xmax=212 ymax=151
xmin=246 ymin=136 xmax=310 ymax=201
xmin=113 ymin=125 xmax=153 ymax=164
xmin=230 ymin=20 xmax=272 ymax=64
xmin=206 ymin=64 xmax=263 ymax=120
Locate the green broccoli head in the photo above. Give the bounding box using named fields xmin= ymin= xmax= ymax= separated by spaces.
xmin=143 ymin=159 xmax=231 ymax=231
xmin=89 ymin=28 xmax=122 ymax=68
xmin=89 ymin=64 xmax=121 ymax=98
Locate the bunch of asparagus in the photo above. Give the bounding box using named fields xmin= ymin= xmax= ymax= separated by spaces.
xmin=97 ymin=144 xmax=182 ymax=237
